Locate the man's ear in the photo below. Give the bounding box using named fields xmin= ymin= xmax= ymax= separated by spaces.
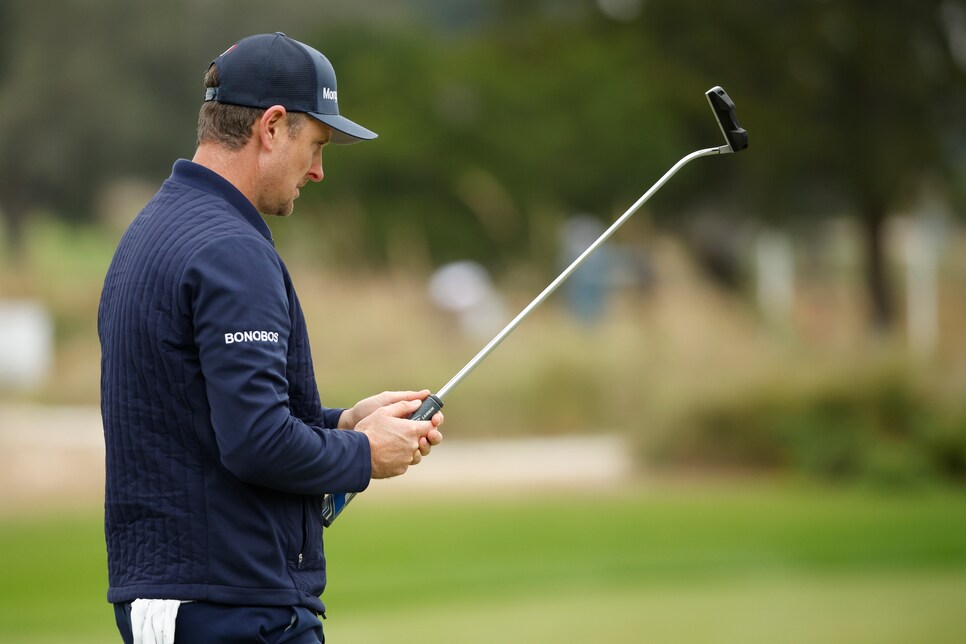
xmin=257 ymin=106 xmax=288 ymax=150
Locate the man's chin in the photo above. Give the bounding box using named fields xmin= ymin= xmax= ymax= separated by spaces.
xmin=263 ymin=201 xmax=295 ymax=218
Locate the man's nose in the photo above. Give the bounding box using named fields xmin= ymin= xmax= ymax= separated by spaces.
xmin=307 ymin=153 xmax=324 ymax=182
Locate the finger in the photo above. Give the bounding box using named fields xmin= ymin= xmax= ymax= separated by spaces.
xmin=163 ymin=602 xmax=178 ymax=644
xmin=381 ymin=390 xmax=429 ymax=404
xmin=413 ymin=419 xmax=439 ymax=440
xmin=418 ymin=436 xmax=432 ymax=456
xmin=379 ymin=398 xmax=424 ymax=418
xmin=431 ymin=411 xmax=444 ymax=427
xmin=425 ymin=428 xmax=443 ymax=446
xmin=411 ymin=449 xmax=422 ymax=465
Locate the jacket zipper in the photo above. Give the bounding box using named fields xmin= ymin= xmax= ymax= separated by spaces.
xmin=298 ymin=498 xmax=309 ymax=569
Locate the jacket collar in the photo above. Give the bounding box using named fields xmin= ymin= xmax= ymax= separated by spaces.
xmin=168 ymin=159 xmax=274 ymax=243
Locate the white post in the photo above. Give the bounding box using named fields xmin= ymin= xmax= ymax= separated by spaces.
xmin=0 ymin=300 xmax=54 ymax=389
xmin=755 ymin=229 xmax=795 ymax=326
xmin=905 ymin=215 xmax=941 ymax=357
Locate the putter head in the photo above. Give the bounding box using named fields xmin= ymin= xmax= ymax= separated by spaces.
xmin=706 ymin=86 xmax=748 ymax=153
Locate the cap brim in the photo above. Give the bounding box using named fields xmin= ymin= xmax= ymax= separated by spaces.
xmin=309 ymin=113 xmax=378 ymax=145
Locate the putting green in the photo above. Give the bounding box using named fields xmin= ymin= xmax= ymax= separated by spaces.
xmin=2 ymin=482 xmax=965 ymax=642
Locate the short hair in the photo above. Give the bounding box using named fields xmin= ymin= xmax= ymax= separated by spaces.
xmin=197 ymin=65 xmax=306 ymax=149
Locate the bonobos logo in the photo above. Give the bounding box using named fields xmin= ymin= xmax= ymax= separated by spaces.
xmin=225 ymin=330 xmax=280 ymax=344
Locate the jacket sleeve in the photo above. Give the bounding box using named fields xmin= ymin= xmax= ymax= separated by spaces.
xmin=182 ymin=233 xmax=371 ymax=495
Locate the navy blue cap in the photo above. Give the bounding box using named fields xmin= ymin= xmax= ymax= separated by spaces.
xmin=205 ymin=32 xmax=377 ymax=145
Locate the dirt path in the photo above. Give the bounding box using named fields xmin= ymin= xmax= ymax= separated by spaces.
xmin=0 ymin=405 xmax=105 ymax=514
xmin=0 ymin=404 xmax=635 ymax=514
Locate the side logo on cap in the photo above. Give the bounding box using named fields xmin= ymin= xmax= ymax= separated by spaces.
xmin=322 ymin=87 xmax=338 ymax=102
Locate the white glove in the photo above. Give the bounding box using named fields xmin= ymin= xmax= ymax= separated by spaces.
xmin=130 ymin=599 xmax=182 ymax=644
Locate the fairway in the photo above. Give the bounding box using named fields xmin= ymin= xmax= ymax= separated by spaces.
xmin=1 ymin=482 xmax=965 ymax=643
xmin=326 ymin=571 xmax=966 ymax=643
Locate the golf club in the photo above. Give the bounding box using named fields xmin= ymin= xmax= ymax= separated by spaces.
xmin=322 ymin=85 xmax=748 ymax=527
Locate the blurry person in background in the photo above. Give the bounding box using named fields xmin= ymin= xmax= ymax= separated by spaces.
xmin=98 ymin=32 xmax=443 ymax=643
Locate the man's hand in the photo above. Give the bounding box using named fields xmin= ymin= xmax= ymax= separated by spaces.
xmin=339 ymin=390 xmax=430 ymax=429
xmin=352 ymin=396 xmax=444 ymax=479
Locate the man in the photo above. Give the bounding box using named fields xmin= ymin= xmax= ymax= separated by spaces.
xmin=99 ymin=32 xmax=443 ymax=643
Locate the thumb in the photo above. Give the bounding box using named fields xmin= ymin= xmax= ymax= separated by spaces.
xmin=380 ymin=398 xmax=423 ymax=419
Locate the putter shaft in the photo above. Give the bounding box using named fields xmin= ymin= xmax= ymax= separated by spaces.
xmin=436 ymin=144 xmax=729 ymax=400
xmin=323 ymin=145 xmax=728 ymax=527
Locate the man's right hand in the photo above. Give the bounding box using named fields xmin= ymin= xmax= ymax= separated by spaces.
xmin=356 ymin=399 xmax=443 ymax=479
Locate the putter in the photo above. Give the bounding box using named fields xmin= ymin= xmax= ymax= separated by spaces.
xmin=322 ymin=86 xmax=748 ymax=527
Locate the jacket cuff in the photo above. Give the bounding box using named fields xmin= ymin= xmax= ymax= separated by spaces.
xmin=352 ymin=429 xmax=372 ymax=492
xmin=321 ymin=407 xmax=345 ymax=429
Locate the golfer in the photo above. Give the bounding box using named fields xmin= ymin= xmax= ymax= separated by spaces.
xmin=99 ymin=32 xmax=443 ymax=643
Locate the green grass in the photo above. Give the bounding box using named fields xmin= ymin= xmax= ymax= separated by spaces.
xmin=3 ymin=482 xmax=965 ymax=643
xmin=0 ymin=511 xmax=112 ymax=642
xmin=327 ymin=572 xmax=966 ymax=644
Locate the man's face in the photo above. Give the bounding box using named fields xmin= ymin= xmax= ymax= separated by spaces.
xmin=258 ymin=115 xmax=331 ymax=217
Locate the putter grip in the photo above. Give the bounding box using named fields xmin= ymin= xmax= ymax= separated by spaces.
xmin=321 ymin=394 xmax=444 ymax=527
xmin=409 ymin=394 xmax=444 ymax=421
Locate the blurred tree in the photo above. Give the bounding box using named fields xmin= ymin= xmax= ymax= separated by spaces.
xmin=0 ymin=0 xmax=319 ymax=259
xmin=297 ymin=8 xmax=680 ymax=275
xmin=638 ymin=0 xmax=966 ymax=330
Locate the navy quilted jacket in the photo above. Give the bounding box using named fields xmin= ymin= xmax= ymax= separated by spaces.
xmin=98 ymin=160 xmax=371 ymax=614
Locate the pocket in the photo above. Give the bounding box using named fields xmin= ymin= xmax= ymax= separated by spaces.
xmin=298 ymin=495 xmax=324 ymax=570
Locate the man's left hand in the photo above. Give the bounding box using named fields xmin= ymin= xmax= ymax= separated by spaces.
xmin=338 ymin=390 xmax=443 ymax=430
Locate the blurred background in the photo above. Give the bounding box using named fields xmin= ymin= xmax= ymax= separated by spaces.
xmin=1 ymin=0 xmax=965 ymax=642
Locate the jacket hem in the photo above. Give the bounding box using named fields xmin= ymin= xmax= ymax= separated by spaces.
xmin=107 ymin=583 xmax=325 ymax=613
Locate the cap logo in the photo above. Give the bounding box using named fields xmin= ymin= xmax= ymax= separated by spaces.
xmin=322 ymin=87 xmax=338 ymax=102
